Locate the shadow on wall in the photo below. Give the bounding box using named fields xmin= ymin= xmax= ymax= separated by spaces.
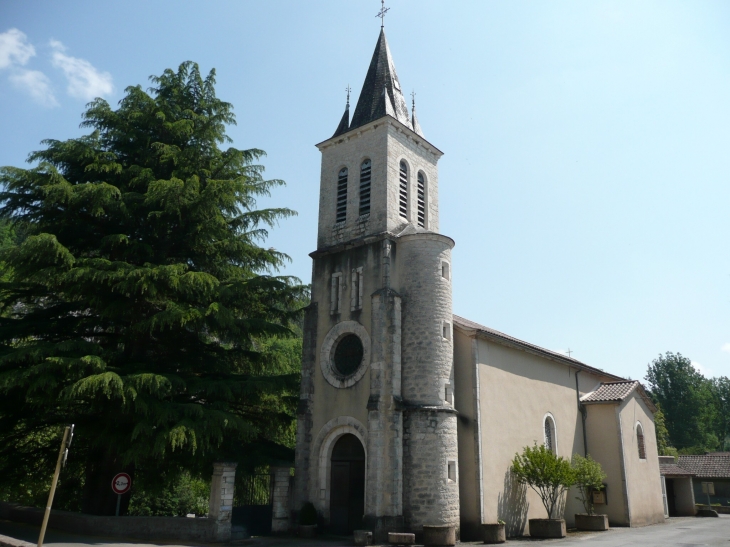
xmin=497 ymin=471 xmax=528 ymax=538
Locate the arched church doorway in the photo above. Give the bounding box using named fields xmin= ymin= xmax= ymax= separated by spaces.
xmin=329 ymin=433 xmax=365 ymax=534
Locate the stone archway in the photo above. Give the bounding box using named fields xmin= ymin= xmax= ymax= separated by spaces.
xmin=329 ymin=434 xmax=365 ymax=534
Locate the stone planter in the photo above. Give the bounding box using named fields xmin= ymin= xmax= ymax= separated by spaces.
xmin=575 ymin=514 xmax=609 ymax=531
xmin=481 ymin=523 xmax=506 ymax=544
xmin=422 ymin=525 xmax=456 ymax=546
xmin=388 ymin=532 xmax=415 ymax=545
xmin=354 ymin=530 xmax=373 ymax=546
xmin=528 ymin=518 xmax=566 ymax=538
xmin=298 ymin=524 xmax=317 ymax=538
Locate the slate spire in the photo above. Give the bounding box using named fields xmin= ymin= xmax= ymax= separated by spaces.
xmin=411 ymin=92 xmax=424 ymax=138
xmin=349 ymin=29 xmax=413 ymax=132
xmin=332 ymin=88 xmax=351 ymax=138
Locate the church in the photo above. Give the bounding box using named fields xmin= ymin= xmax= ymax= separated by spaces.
xmin=293 ymin=27 xmax=666 ymax=541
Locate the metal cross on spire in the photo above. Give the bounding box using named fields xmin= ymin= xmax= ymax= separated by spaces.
xmin=411 ymin=90 xmax=416 ymax=110
xmin=346 ymin=85 xmax=351 ymax=108
xmin=376 ymin=0 xmax=390 ymax=28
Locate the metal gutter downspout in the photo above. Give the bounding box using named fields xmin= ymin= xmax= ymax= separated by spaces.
xmin=575 ymin=370 xmax=588 ymax=456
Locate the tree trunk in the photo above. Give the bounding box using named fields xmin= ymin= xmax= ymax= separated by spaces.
xmin=81 ymin=452 xmax=135 ymax=516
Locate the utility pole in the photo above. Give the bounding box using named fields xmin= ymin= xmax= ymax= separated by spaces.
xmin=37 ymin=424 xmax=74 ymax=547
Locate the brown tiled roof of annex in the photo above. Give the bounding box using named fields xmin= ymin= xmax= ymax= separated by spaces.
xmin=677 ymin=455 xmax=730 ymax=479
xmin=580 ymin=380 xmax=657 ymax=412
xmin=452 ymin=315 xmax=626 ymax=382
xmin=659 ymin=462 xmax=694 ymax=477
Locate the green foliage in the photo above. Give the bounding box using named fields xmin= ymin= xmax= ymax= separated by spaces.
xmin=511 ymin=443 xmax=575 ymax=519
xmin=645 ymin=353 xmax=720 ymax=453
xmin=127 ymin=470 xmax=209 ymax=516
xmin=298 ymin=501 xmax=318 ymax=525
xmin=0 ymin=61 xmax=306 ymax=512
xmin=572 ymin=454 xmax=606 ymax=515
xmin=653 ymin=404 xmax=677 ymax=456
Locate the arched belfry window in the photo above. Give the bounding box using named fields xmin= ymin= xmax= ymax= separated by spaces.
xmin=399 ymin=161 xmax=408 ymax=219
xmin=359 ymin=160 xmax=371 ymax=216
xmin=336 ymin=168 xmax=348 ymax=223
xmin=636 ymin=422 xmax=646 ymax=460
xmin=544 ymin=414 xmax=557 ymax=454
xmin=416 ymin=171 xmax=426 ymax=228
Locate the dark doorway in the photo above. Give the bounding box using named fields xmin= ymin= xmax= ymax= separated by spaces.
xmin=330 ymin=434 xmax=365 ymax=535
xmin=666 ymin=478 xmax=677 ymax=516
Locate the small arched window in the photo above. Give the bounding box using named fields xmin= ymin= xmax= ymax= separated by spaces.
xmin=399 ymin=160 xmax=408 ymax=219
xmin=359 ymin=160 xmax=371 ymax=216
xmin=636 ymin=422 xmax=646 ymax=460
xmin=544 ymin=414 xmax=557 ymax=454
xmin=416 ymin=171 xmax=426 ymax=228
xmin=336 ymin=167 xmax=348 ymax=223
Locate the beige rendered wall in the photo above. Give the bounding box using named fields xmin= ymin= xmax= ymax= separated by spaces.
xmin=475 ymin=338 xmax=612 ymax=535
xmin=619 ymin=395 xmax=666 ymax=526
xmin=584 ymin=404 xmax=629 ymax=525
xmin=672 ymin=477 xmax=696 ymax=516
xmin=454 ymin=329 xmax=480 ymax=539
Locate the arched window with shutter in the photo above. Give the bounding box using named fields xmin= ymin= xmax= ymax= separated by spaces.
xmin=336 ymin=167 xmax=348 ymax=223
xmin=359 ymin=160 xmax=371 ymax=216
xmin=544 ymin=414 xmax=557 ymax=454
xmin=417 ymin=171 xmax=426 ymax=228
xmin=636 ymin=422 xmax=646 ymax=460
xmin=399 ymin=160 xmax=409 ymax=219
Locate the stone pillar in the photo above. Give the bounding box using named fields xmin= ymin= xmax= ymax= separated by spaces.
xmin=209 ymin=462 xmax=237 ymax=542
xmin=271 ymin=466 xmax=292 ymax=533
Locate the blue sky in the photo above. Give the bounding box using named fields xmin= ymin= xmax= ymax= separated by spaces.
xmin=1 ymin=0 xmax=729 ymax=381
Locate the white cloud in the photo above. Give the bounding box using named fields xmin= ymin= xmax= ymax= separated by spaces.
xmin=722 ymin=343 xmax=730 ymax=354
xmin=50 ymin=39 xmax=112 ymax=100
xmin=9 ymin=69 xmax=57 ymax=107
xmin=0 ymin=28 xmax=35 ymax=69
xmin=692 ymin=360 xmax=715 ymax=378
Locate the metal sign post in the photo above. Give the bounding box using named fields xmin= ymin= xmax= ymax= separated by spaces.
xmin=111 ymin=473 xmax=132 ymax=516
xmin=38 ymin=424 xmax=74 ymax=547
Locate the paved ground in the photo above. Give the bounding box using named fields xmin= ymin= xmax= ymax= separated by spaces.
xmin=1 ymin=516 xmax=729 ymax=547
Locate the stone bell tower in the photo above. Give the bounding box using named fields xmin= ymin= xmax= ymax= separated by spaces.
xmin=294 ymin=29 xmax=459 ymax=540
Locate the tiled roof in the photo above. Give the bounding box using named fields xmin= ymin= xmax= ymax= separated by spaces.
xmin=452 ymin=315 xmax=625 ymax=382
xmin=677 ymin=455 xmax=730 ymax=479
xmin=581 ymin=381 xmax=639 ymax=403
xmin=659 ymin=462 xmax=694 ymax=477
xmin=349 ymin=29 xmax=414 ymax=133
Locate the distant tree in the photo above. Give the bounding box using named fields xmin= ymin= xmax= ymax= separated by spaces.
xmin=645 ymin=353 xmax=718 ymax=453
xmin=0 ymin=62 xmax=305 ymax=515
xmin=711 ymin=377 xmax=730 ymax=451
xmin=511 ymin=444 xmax=575 ymax=519
xmin=571 ymin=454 xmax=606 ymax=515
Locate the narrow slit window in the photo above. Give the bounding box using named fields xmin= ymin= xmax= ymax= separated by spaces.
xmin=442 ymin=321 xmax=451 ymax=340
xmin=441 ymin=261 xmax=450 ymax=280
xmin=544 ymin=415 xmax=556 ymax=454
xmin=336 ymin=168 xmax=348 ymax=223
xmin=351 ymin=267 xmax=363 ymax=311
xmin=447 ymin=461 xmax=457 ymax=482
xmin=359 ymin=160 xmax=371 ymax=216
xmin=330 ymin=273 xmax=342 ymax=315
xmin=417 ymin=171 xmax=426 ymax=227
xmin=399 ymin=161 xmax=408 ymax=219
xmin=445 ymin=383 xmax=453 ymax=405
xmin=637 ymin=423 xmax=646 ymax=460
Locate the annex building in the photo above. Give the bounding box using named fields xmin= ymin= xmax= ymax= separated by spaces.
xmin=293 ymin=28 xmax=666 ymax=540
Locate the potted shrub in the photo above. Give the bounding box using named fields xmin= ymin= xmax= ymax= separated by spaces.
xmin=481 ymin=520 xmax=506 ymax=544
xmin=511 ymin=443 xmax=574 ymax=538
xmin=298 ymin=501 xmax=318 ymax=538
xmin=572 ymin=454 xmax=609 ymax=531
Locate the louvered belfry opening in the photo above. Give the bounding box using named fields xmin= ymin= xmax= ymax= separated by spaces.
xmin=399 ymin=161 xmax=408 ymax=219
xmin=417 ymin=171 xmax=426 ymax=227
xmin=336 ymin=167 xmax=348 ymax=223
xmin=359 ymin=160 xmax=371 ymax=216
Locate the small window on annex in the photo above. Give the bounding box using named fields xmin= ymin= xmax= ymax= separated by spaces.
xmin=336 ymin=168 xmax=348 ymax=223
xmin=544 ymin=415 xmax=557 ymax=454
xmin=359 ymin=160 xmax=371 ymax=216
xmin=637 ymin=422 xmax=646 ymax=460
xmin=399 ymin=160 xmax=409 ymax=219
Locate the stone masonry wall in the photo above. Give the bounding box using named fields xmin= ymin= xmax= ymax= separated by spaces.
xmin=403 ymin=411 xmax=460 ymax=533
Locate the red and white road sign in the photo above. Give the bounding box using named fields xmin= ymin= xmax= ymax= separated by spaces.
xmin=111 ymin=473 xmax=131 ymax=495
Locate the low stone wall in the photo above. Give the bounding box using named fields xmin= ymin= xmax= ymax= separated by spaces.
xmin=0 ymin=502 xmax=218 ymax=542
xmin=695 ymin=504 xmax=730 ymax=514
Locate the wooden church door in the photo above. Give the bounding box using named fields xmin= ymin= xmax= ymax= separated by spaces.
xmin=330 ymin=434 xmax=365 ymax=534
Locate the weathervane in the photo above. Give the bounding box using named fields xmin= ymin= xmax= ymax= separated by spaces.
xmin=346 ymin=85 xmax=351 ymax=108
xmin=411 ymin=90 xmax=416 ymax=110
xmin=376 ymin=0 xmax=390 ymax=28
